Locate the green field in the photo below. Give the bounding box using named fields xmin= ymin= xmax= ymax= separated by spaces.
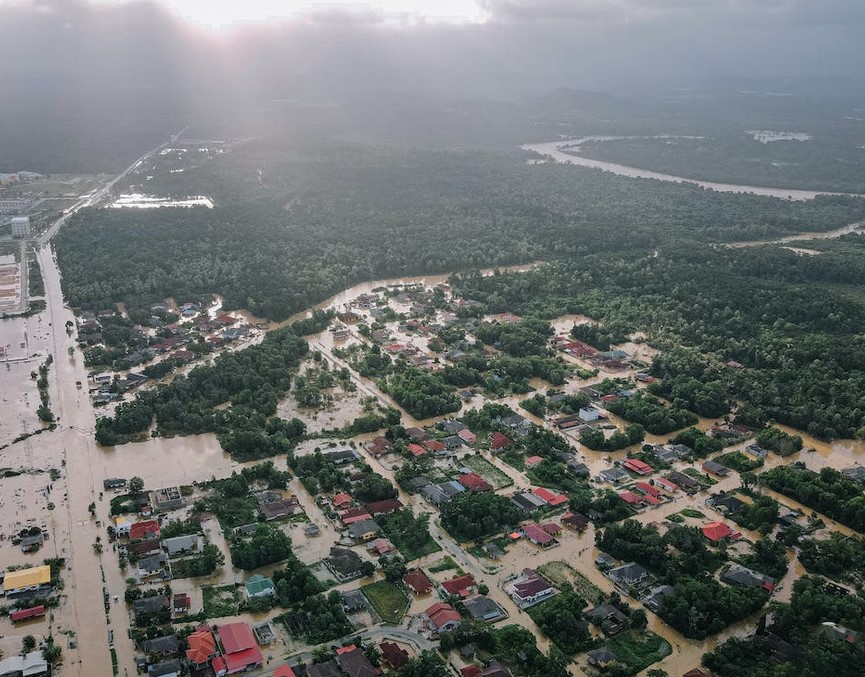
xmin=537 ymin=561 xmax=604 ymax=605
xmin=461 ymin=454 xmax=514 ymax=490
xmin=202 ymin=585 xmax=238 ymax=617
xmin=361 ymin=580 xmax=410 ymax=624
xmin=605 ymin=631 xmax=672 ymax=673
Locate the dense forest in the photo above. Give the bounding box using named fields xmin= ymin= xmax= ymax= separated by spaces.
xmin=576 ymin=133 xmax=865 ymax=194
xmin=54 ymin=139 xmax=865 ymax=323
xmin=759 ymin=467 xmax=865 ymax=532
xmin=451 ymin=239 xmax=865 ymax=440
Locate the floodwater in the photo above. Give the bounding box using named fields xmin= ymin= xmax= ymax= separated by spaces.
xmin=727 ymin=220 xmax=863 ymax=248
xmin=748 ymin=130 xmax=812 ymax=143
xmin=108 ymin=193 xmax=214 ymax=209
xmin=522 ymin=138 xmax=860 ymax=200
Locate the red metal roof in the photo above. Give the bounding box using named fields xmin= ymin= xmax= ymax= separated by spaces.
xmin=218 ymin=622 xmax=256 ymax=654
xmin=490 ymin=432 xmax=512 ymax=449
xmin=408 ymin=443 xmax=427 ymax=457
xmin=129 ymin=519 xmax=160 ymax=541
xmin=9 ymin=605 xmax=45 ymax=623
xmin=458 ymin=473 xmax=492 ymax=492
xmin=333 ymin=493 xmax=352 ymax=507
xmin=623 ymin=458 xmax=653 ymax=475
xmin=702 ymin=521 xmax=734 ymax=542
xmin=525 ymin=455 xmax=544 ymax=467
xmin=441 ymin=574 xmax=476 ymax=597
xmin=618 ymin=490 xmax=642 ymax=504
xmin=426 ymin=602 xmax=461 ymax=629
xmin=186 ymin=630 xmax=216 ymax=665
xmin=424 ymin=439 xmax=447 ymax=452
xmin=532 ymin=487 xmax=568 ymax=505
xmin=223 ymin=646 xmax=263 ymax=673
xmin=274 ymin=666 xmax=297 ymax=677
xmin=523 ymin=524 xmax=554 ymax=545
xmin=635 ymin=482 xmax=660 ymax=496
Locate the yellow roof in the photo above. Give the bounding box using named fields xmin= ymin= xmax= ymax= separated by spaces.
xmin=3 ymin=565 xmax=52 ymax=590
xmin=114 ymin=515 xmax=131 ymax=527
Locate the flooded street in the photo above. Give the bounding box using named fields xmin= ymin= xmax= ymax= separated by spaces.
xmin=522 ymin=138 xmax=863 ymax=200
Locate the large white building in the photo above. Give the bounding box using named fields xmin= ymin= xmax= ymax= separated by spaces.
xmin=11 ymin=216 xmax=31 ymax=238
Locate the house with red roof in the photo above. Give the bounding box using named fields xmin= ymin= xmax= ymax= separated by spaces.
xmin=642 ymin=494 xmax=662 ymax=505
xmin=9 ymin=605 xmax=46 ymax=623
xmin=531 ymin=487 xmax=568 ymax=507
xmin=441 ymin=574 xmax=477 ymax=598
xmin=408 ymin=443 xmax=427 ymax=457
xmin=129 ymin=519 xmax=160 ymax=542
xmin=215 ymin=313 xmax=238 ymax=326
xmin=380 ymin=641 xmax=409 ymax=669
xmin=490 ymin=432 xmax=512 ymax=450
xmin=634 ymin=482 xmax=661 ymax=497
xmin=215 ymin=622 xmax=263 ymax=675
xmin=332 ymin=493 xmax=353 ymax=509
xmin=458 ymin=473 xmax=492 ymax=492
xmin=186 ymin=628 xmax=217 ymax=669
xmin=461 ymin=666 xmax=481 ymax=677
xmin=702 ymin=521 xmax=735 ymax=543
xmin=425 ymin=602 xmax=462 ymax=633
xmin=402 ymin=570 xmax=434 ymax=596
xmin=458 ymin=429 xmax=477 ymax=445
xmin=424 ymin=439 xmax=448 ymax=454
xmin=274 ymin=665 xmax=297 ymax=677
xmin=539 ymin=522 xmax=561 ymax=536
xmin=657 ymin=477 xmax=679 ymax=493
xmin=618 ymin=491 xmax=643 ymax=505
xmin=523 ymin=524 xmax=557 ymax=548
xmin=622 ymin=458 xmax=653 ymax=475
xmin=525 ymin=455 xmax=544 ymax=468
xmin=365 ymin=499 xmax=404 ymax=516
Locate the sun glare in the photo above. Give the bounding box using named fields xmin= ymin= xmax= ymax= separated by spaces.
xmin=154 ymin=0 xmax=488 ymax=29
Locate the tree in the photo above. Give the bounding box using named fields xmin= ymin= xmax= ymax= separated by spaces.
xmin=128 ymin=476 xmax=144 ymax=496
xmin=22 ymin=635 xmax=36 ymax=653
xmin=360 ymin=561 xmax=376 ymax=578
xmin=88 ymin=502 xmax=96 ymax=516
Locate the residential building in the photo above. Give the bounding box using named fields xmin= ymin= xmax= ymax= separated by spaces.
xmin=364 ymin=499 xmax=403 ymax=516
xmin=441 ymin=574 xmax=477 ymax=598
xmin=347 ymin=519 xmax=381 ymax=542
xmin=723 ymin=563 xmax=775 ymax=591
xmin=511 ymin=491 xmax=547 ymax=512
xmin=214 ymin=622 xmax=264 ymax=675
xmin=186 ymin=628 xmax=217 ymax=668
xmin=599 ymin=467 xmax=630 ymax=484
xmin=463 ymin=595 xmax=507 ymax=622
xmin=162 ymin=535 xmax=199 ymax=557
xmin=702 ymin=521 xmax=736 ymax=543
xmin=150 ymin=487 xmax=185 ymax=512
xmin=244 ymin=574 xmax=275 ymax=599
xmin=562 ymin=512 xmax=589 ymax=531
xmin=522 ymin=524 xmax=557 ymax=548
xmin=425 ymin=602 xmax=462 ymax=634
xmin=11 ymin=216 xmax=31 ymax=238
xmin=531 ymin=487 xmax=568 ymax=507
xmin=325 ymin=547 xmax=364 ymax=581
xmin=459 ymin=472 xmax=492 ymax=492
xmin=607 ymin=562 xmax=650 ymax=587
xmin=622 ymin=458 xmax=653 ymax=476
xmin=379 ymin=642 xmax=409 ymax=669
xmin=142 ymin=634 xmax=180 ymax=658
xmin=0 ymin=651 xmax=48 ymax=677
xmin=402 ymin=570 xmax=434 ymax=596
xmin=336 ymin=646 xmax=376 ymax=677
xmin=130 ymin=520 xmax=161 ymax=542
xmin=702 ymin=460 xmax=731 ymax=477
xmin=508 ymin=569 xmax=555 ymax=607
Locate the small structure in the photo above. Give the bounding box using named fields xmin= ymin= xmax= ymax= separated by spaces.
xmin=150 ymin=487 xmax=185 ymax=512
xmin=9 ymin=605 xmax=46 ymax=624
xmin=172 ymin=593 xmax=190 ymax=617
xmin=332 ymin=493 xmax=353 ymax=509
xmin=463 ymin=595 xmax=507 ymax=622
xmin=702 ymin=521 xmax=735 ymax=543
xmin=587 ymin=604 xmax=629 ymax=636
xmin=587 ymin=648 xmax=618 ymax=668
xmin=368 ymin=538 xmax=396 ymax=556
xmin=103 ymin=478 xmax=127 ymax=490
xmin=525 ymin=456 xmax=544 ymax=469
xmin=642 ymin=584 xmax=674 ymax=611
xmin=252 ymin=621 xmax=277 ymax=645
xmin=508 ymin=569 xmax=555 ymax=607
xmin=702 ymin=460 xmax=731 ymax=478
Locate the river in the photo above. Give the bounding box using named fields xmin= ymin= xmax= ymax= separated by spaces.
xmin=522 ymin=138 xmax=863 ymax=201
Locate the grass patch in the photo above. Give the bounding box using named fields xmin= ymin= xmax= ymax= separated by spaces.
xmin=461 ymin=455 xmax=514 ymax=490
xmin=361 ymin=580 xmax=410 ymax=624
xmin=683 ymin=467 xmax=717 ymax=486
xmin=429 ymin=556 xmax=461 ymax=574
xmin=717 ymin=451 xmax=764 ymax=473
xmin=666 ymin=513 xmax=685 ymax=523
xmin=378 ymin=510 xmax=440 ymax=562
xmin=202 ymin=585 xmax=238 ymax=617
xmin=605 ymin=630 xmax=672 ymax=674
xmin=679 ymin=508 xmax=706 ymax=519
xmin=537 ymin=561 xmax=604 ymax=604
xmin=498 ymin=449 xmax=526 ymax=472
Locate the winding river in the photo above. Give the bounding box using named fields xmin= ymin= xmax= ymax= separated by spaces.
xmin=522 ymin=137 xmax=864 ymax=201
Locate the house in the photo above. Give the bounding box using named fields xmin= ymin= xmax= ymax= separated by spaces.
xmin=724 ymin=563 xmax=775 ymax=591
xmin=587 ymin=604 xmax=629 ymax=635
xmin=113 ymin=515 xmax=133 ymax=537
xmin=523 ymin=524 xmax=557 ymax=548
xmin=634 ymin=482 xmax=662 ymax=498
xmin=408 ymin=443 xmax=428 ymax=457
xmin=595 ymin=553 xmax=617 ymax=569
xmin=578 ymin=407 xmax=601 ymax=422
xmin=708 ymin=494 xmax=745 ymax=514
xmin=150 ymin=487 xmax=185 ymax=512
xmin=442 ymin=435 xmax=464 ymax=451
xmin=499 ymin=414 xmax=531 ymax=431
xmin=325 ymin=547 xmax=365 ymax=581
xmin=702 ymin=521 xmax=735 ymax=543
xmin=138 ymin=553 xmax=170 ymax=580
xmin=439 ymin=481 xmax=467 ymax=500
xmin=252 ymin=621 xmax=276 ymax=645
xmin=347 ymin=519 xmax=381 ymax=542
xmin=322 ymin=448 xmax=359 ymax=464
xmin=841 ymin=466 xmax=865 ymax=485
xmin=438 ymin=419 xmax=466 ymax=434
xmin=2 ymin=565 xmax=52 ymax=597
xmin=642 ymin=584 xmax=674 ymax=611
xmin=622 ymin=458 xmax=653 ymax=476
xmin=147 ymin=660 xmax=181 ymax=677
xmin=336 ymin=646 xmax=376 ymax=677
xmin=172 ymin=593 xmax=190 ymax=617
xmin=405 ymin=427 xmax=431 ymax=441
xmin=482 ymin=542 xmax=505 ymax=559
xmin=19 ymin=532 xmax=45 ymax=553
xmin=244 ymin=574 xmax=275 ymax=599
xmin=567 ymin=461 xmax=590 ymax=478
xmin=562 ymin=512 xmax=590 ymax=532
xmin=366 ymin=437 xmax=393 ymax=456
xmin=257 ymin=495 xmax=297 ymax=521
xmin=103 ymin=478 xmax=127 ymax=490
xmin=459 ymin=473 xmax=493 ymax=492
xmin=340 ymin=507 xmax=372 ymax=524
xmin=130 ymin=520 xmax=161 ymax=542
xmin=403 ymin=570 xmax=434 ymax=596
xmin=379 ymin=642 xmax=409 ymax=669
xmin=511 ymin=491 xmax=547 ymax=513
xmin=702 ymin=460 xmax=731 ymax=477
xmin=364 ymin=499 xmax=403 ymax=516
xmin=463 ymin=595 xmax=507 ymax=622
xmin=745 ymin=444 xmax=769 ymax=459
xmin=525 ymin=456 xmax=544 ymax=469
xmin=332 ymin=493 xmax=353 ymax=509
xmin=821 ymin=622 xmax=860 ymax=644
xmin=682 ymin=669 xmax=713 ymax=677
xmin=425 ymin=602 xmax=462 ymax=634
xmin=587 ymin=648 xmax=618 ymax=668
xmin=665 ymin=471 xmax=701 ymax=493
xmin=308 ymin=660 xmax=342 ymax=677
xmin=509 ymin=569 xmax=555 ymax=607
xmin=274 ymin=666 xmax=298 ymax=677
xmin=458 ymin=429 xmax=477 ymax=445
xmin=490 ymin=432 xmax=512 ymax=450
xmin=142 ymin=634 xmax=180 ymax=658
xmin=442 ymin=574 xmax=477 ymax=598
xmin=133 ymin=595 xmax=169 ymax=623
xmin=607 ymin=562 xmax=650 ymax=587
xmin=657 ymin=477 xmax=680 ymax=493
xmin=599 ymin=467 xmax=630 ymax=485
xmin=532 ymin=487 xmax=568 ymax=507
xmin=0 ymin=652 xmax=49 ymax=677
xmin=618 ymin=490 xmax=643 ymax=505
xmin=213 ymin=623 xmax=264 ymax=675
xmin=162 ymin=535 xmax=199 ymax=557
xmin=424 ymin=439 xmax=448 ymax=455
